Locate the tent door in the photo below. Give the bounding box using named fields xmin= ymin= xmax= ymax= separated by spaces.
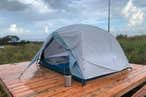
xmin=40 ymin=38 xmax=70 ymax=75
xmin=41 ymin=56 xmax=70 ymax=75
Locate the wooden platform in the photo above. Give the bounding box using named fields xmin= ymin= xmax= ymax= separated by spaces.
xmin=132 ymin=85 xmax=146 ymax=97
xmin=0 ymin=62 xmax=146 ymax=97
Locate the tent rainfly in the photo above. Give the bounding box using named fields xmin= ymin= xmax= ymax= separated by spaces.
xmin=28 ymin=24 xmax=131 ymax=84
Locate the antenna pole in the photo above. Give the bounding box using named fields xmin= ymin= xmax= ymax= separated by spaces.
xmin=108 ymin=0 xmax=111 ymax=32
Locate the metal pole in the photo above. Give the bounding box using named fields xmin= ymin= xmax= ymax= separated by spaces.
xmin=108 ymin=0 xmax=111 ymax=32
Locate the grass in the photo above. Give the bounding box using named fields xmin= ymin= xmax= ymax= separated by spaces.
xmin=118 ymin=35 xmax=146 ymax=65
xmin=1 ymin=36 xmax=146 ymax=65
xmin=0 ymin=43 xmax=42 ymax=65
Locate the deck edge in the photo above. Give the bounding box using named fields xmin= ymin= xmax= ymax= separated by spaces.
xmin=115 ymin=73 xmax=146 ymax=97
xmin=0 ymin=78 xmax=13 ymax=97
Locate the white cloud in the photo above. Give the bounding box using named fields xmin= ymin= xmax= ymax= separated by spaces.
xmin=9 ymin=24 xmax=17 ymax=33
xmin=122 ymin=0 xmax=144 ymax=26
xmin=17 ymin=0 xmax=56 ymax=13
xmin=44 ymin=25 xmax=49 ymax=33
xmin=44 ymin=23 xmax=53 ymax=34
xmin=8 ymin=24 xmax=29 ymax=34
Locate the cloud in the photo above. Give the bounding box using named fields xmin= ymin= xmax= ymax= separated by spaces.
xmin=44 ymin=25 xmax=49 ymax=33
xmin=9 ymin=24 xmax=17 ymax=33
xmin=0 ymin=0 xmax=57 ymax=13
xmin=0 ymin=0 xmax=28 ymax=11
xmin=0 ymin=0 xmax=146 ymax=40
xmin=122 ymin=0 xmax=144 ymax=26
xmin=6 ymin=23 xmax=47 ymax=40
xmin=8 ymin=24 xmax=28 ymax=34
xmin=43 ymin=23 xmax=55 ymax=34
xmin=17 ymin=0 xmax=56 ymax=13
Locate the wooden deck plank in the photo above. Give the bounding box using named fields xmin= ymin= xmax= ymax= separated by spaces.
xmin=132 ymin=85 xmax=146 ymax=97
xmin=51 ymin=65 xmax=140 ymax=96
xmin=87 ymin=68 xmax=146 ymax=97
xmin=52 ymin=66 xmax=144 ymax=97
xmin=0 ymin=62 xmax=146 ymax=97
xmin=8 ymin=73 xmax=60 ymax=89
xmin=11 ymin=76 xmax=63 ymax=94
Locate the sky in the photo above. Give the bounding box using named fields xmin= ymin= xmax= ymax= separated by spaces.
xmin=0 ymin=0 xmax=146 ymax=41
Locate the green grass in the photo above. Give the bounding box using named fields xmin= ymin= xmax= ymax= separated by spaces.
xmin=0 ymin=36 xmax=146 ymax=65
xmin=0 ymin=43 xmax=42 ymax=65
xmin=118 ymin=35 xmax=146 ymax=65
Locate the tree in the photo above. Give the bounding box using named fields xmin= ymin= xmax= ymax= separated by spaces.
xmin=0 ymin=35 xmax=20 ymax=45
xmin=116 ymin=34 xmax=127 ymax=39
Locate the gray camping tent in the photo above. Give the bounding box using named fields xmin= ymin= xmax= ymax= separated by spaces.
xmin=28 ymin=24 xmax=131 ymax=83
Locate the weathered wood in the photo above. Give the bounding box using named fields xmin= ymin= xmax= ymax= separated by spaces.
xmin=132 ymin=85 xmax=146 ymax=97
xmin=0 ymin=62 xmax=146 ymax=97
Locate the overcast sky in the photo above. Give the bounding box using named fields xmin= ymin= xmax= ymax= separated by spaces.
xmin=0 ymin=0 xmax=145 ymax=41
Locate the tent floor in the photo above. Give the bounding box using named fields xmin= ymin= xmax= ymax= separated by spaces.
xmin=0 ymin=62 xmax=146 ymax=97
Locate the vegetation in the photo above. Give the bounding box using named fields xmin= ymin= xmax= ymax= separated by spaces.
xmin=0 ymin=35 xmax=146 ymax=65
xmin=0 ymin=35 xmax=32 ymax=45
xmin=0 ymin=35 xmax=20 ymax=45
xmin=117 ymin=35 xmax=146 ymax=65
xmin=0 ymin=85 xmax=8 ymax=97
xmin=0 ymin=43 xmax=42 ymax=64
